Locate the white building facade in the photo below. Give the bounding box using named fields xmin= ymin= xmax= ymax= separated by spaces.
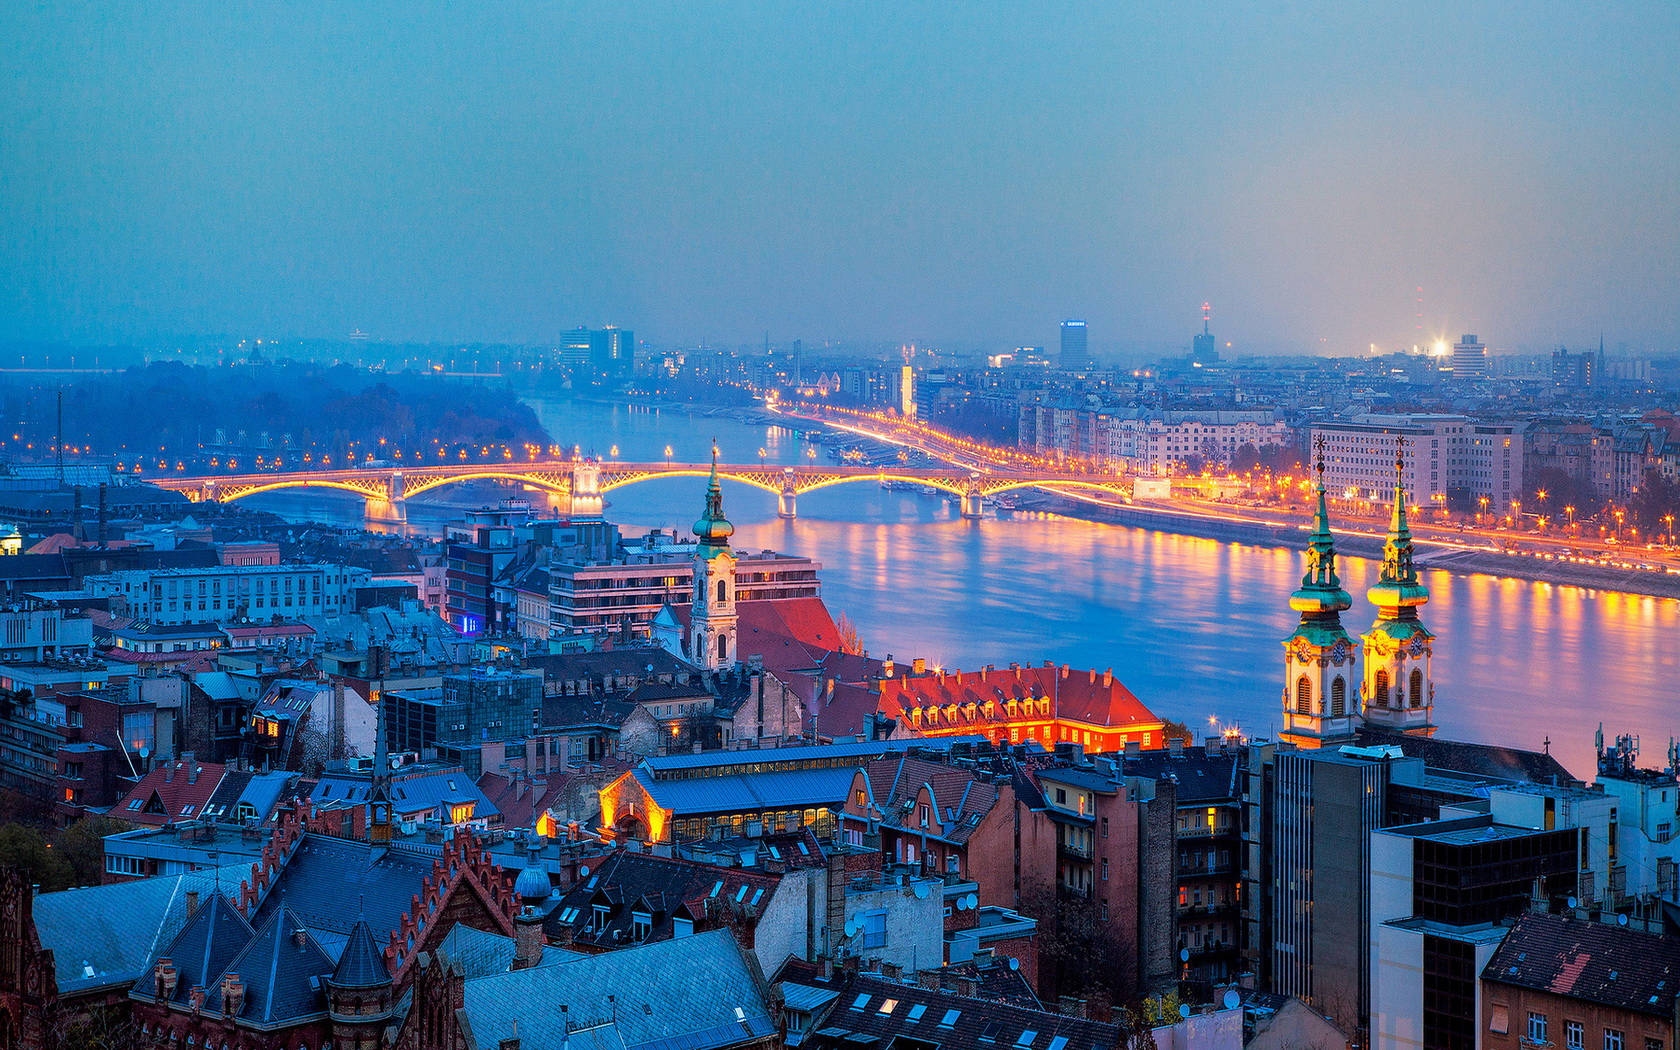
xmin=84 ymin=563 xmax=371 ymax=624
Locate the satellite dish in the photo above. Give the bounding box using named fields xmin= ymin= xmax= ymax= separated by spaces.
xmin=1008 ymin=957 xmax=1019 ymax=971
xmin=844 ymin=920 xmax=860 ymax=938
xmin=1222 ymin=990 xmax=1241 ymax=1011
xmin=1618 ymin=914 xmax=1629 ymax=926
xmin=1567 ymin=896 xmax=1579 ymax=909
xmin=578 ymin=864 xmax=590 ymax=878
xmin=955 ymin=896 xmax=968 ymax=912
xmin=913 ymin=882 xmax=930 ymax=899
xmin=1178 ymin=1005 xmax=1191 ymax=1019
xmin=1180 ymin=948 xmax=1191 ymax=963
xmin=965 ymin=893 xmax=978 ymax=910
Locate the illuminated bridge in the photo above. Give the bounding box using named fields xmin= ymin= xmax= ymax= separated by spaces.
xmin=149 ymin=460 xmax=1132 ymax=523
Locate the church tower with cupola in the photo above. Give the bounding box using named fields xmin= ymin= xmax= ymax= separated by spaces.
xmin=689 ymin=446 xmax=738 ymax=670
xmin=1281 ymin=439 xmax=1360 ymax=748
xmin=1360 ymin=437 xmax=1436 ymax=736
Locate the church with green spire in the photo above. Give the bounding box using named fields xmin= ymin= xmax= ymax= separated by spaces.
xmin=688 ymin=444 xmax=738 ymax=670
xmin=1281 ymin=438 xmax=1361 ymax=748
xmin=1360 ymin=436 xmax=1436 ymax=736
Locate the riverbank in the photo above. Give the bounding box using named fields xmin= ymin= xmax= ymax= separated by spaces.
xmin=1022 ymin=494 xmax=1680 ymax=601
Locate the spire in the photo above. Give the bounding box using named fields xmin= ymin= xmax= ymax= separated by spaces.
xmin=693 ymin=440 xmax=734 ymax=550
xmin=1368 ymin=434 xmax=1429 ymax=613
xmin=1290 ymin=436 xmax=1351 ymax=615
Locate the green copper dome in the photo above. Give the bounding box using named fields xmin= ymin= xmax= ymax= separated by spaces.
xmin=1367 ymin=443 xmax=1430 ymax=613
xmin=1290 ymin=463 xmax=1352 ymax=615
xmin=694 ymin=447 xmax=734 ymax=549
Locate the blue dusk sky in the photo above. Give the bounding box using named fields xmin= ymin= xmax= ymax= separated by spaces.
xmin=4 ymin=3 xmax=1678 ymax=354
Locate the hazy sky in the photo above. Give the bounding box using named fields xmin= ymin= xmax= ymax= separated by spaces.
xmin=5 ymin=3 xmax=1678 ymax=354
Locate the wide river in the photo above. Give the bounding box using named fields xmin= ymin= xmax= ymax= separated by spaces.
xmin=246 ymin=399 xmax=1676 ymax=780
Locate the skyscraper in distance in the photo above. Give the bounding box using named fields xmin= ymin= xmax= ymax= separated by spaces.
xmin=1060 ymin=319 xmax=1088 ymax=368
xmin=1191 ymin=301 xmax=1219 ymax=365
xmin=1450 ymin=334 xmax=1487 ymax=382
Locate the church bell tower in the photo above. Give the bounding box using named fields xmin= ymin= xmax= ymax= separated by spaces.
xmin=690 ymin=445 xmax=738 ymax=671
xmin=1281 ymin=438 xmax=1360 ymax=748
xmin=1361 ymin=435 xmax=1436 ymax=736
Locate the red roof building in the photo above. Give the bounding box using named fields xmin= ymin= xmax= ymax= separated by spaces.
xmin=879 ymin=662 xmax=1167 ymax=753
xmin=112 ymin=759 xmax=229 ymax=826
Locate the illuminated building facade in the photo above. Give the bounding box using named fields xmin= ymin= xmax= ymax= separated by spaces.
xmin=876 ymin=662 xmax=1167 ymax=753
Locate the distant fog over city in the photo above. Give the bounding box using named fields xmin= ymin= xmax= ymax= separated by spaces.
xmin=5 ymin=4 xmax=1680 ymax=353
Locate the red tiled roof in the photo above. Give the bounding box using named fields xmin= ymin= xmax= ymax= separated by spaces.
xmin=113 ymin=759 xmax=229 ymax=826
xmin=879 ymin=663 xmax=1161 ymax=731
xmin=1484 ymin=912 xmax=1680 ymax=1016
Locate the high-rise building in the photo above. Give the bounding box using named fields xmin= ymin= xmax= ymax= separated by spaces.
xmin=1191 ymin=302 xmax=1219 ymax=365
xmin=1451 ymin=334 xmax=1487 ymax=382
xmin=1060 ymin=319 xmax=1089 ymax=368
xmin=555 ymin=327 xmax=634 ymax=384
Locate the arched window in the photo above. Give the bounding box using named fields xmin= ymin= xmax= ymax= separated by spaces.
xmin=1409 ymin=668 xmax=1424 ymax=707
xmin=1330 ymin=677 xmax=1346 ymax=717
xmin=717 ymin=579 xmax=728 ymax=604
xmin=1295 ymin=676 xmax=1312 ymax=715
xmin=717 ymin=634 xmax=728 ymax=661
xmin=1373 ymin=670 xmax=1390 ymax=708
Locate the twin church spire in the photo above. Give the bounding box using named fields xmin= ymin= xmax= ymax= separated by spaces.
xmin=1280 ymin=434 xmax=1435 ymax=748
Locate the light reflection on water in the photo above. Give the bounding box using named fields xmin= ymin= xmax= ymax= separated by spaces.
xmin=245 ymin=399 xmax=1676 ymax=780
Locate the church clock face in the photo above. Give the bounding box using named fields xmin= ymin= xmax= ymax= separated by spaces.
xmin=1408 ymin=638 xmax=1426 ymax=657
xmin=1330 ymin=640 xmax=1349 ymax=663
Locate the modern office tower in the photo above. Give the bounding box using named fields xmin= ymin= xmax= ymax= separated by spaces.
xmin=1060 ymin=319 xmax=1089 ymax=368
xmin=1451 ymin=334 xmax=1487 ymax=382
xmin=1191 ymin=302 xmax=1219 ymax=364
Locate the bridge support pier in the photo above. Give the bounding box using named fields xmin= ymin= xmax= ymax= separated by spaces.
xmin=779 ymin=471 xmax=798 ymax=519
xmin=364 ymin=495 xmax=408 ymax=526
xmin=961 ymin=475 xmax=985 ymax=520
xmin=569 ymin=460 xmax=604 ymax=520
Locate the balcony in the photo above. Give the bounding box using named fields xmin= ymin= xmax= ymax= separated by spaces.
xmin=1058 ymin=839 xmax=1092 ymax=861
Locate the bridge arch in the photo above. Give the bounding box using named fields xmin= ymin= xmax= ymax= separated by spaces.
xmin=979 ymin=479 xmax=1132 ymax=502
xmin=399 ymin=471 xmax=570 ymax=500
xmin=599 ymin=469 xmax=785 ymax=497
xmin=793 ymin=473 xmax=969 ymax=499
xmin=217 ymin=479 xmax=389 ymax=502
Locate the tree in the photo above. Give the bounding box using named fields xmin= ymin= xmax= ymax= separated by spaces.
xmin=54 ymin=816 xmax=129 ymax=888
xmin=1232 ymin=443 xmax=1262 ymax=473
xmin=836 ymin=613 xmax=863 ymax=655
xmin=0 ymin=823 xmax=73 ymax=892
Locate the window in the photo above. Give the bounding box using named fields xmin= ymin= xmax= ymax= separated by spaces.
xmin=1644 ymin=1039 xmax=1663 ymax=1050
xmin=1373 ymin=670 xmax=1390 ymax=708
xmin=876 ymin=999 xmax=898 ymax=1015
xmin=939 ymin=1010 xmax=961 ymax=1029
xmin=850 ymin=994 xmax=871 ymax=1012
xmin=861 ymin=910 xmax=887 ymax=949
xmin=1606 ymin=1030 xmax=1625 ymax=1050
xmin=1017 ymin=1031 xmax=1037 ymax=1048
xmin=1528 ymin=1013 xmax=1547 ymax=1044
xmin=906 ymin=1004 xmax=926 ymax=1022
xmin=1295 ymin=676 xmax=1311 ymax=714
xmin=1566 ymin=1021 xmax=1583 ymax=1049
xmin=1410 ymin=668 xmax=1424 ymax=707
xmin=1330 ymin=677 xmax=1346 ymax=717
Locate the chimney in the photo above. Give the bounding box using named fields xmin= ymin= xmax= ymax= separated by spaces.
xmin=1124 ymin=740 xmax=1141 ymax=759
xmin=912 ymin=657 xmax=926 ymax=676
xmin=185 ymin=890 xmax=199 ymax=918
xmin=513 ymin=910 xmax=545 ymax=970
xmin=1103 ymin=668 xmax=1113 ymax=687
xmin=292 ymin=927 xmax=308 ymax=948
xmin=1206 ymin=736 xmax=1222 ymax=753
xmin=164 ymin=763 xmax=176 ymax=783
xmin=221 ymin=972 xmax=244 ymax=1017
xmin=1168 ymin=736 xmax=1184 ymax=757
xmin=188 ymin=765 xmax=201 ymax=785
xmin=1058 ymin=995 xmax=1089 ymax=1019
xmin=155 ymin=958 xmax=178 ymax=998
xmin=97 ymin=483 xmax=109 ymax=547
xmin=882 ymin=654 xmax=895 ymax=678
xmin=188 ymin=985 xmax=206 ymax=1014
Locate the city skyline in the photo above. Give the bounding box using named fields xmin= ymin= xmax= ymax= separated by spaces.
xmin=5 ymin=4 xmax=1679 ymax=352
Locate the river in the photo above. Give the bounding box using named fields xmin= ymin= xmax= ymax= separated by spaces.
xmin=242 ymin=398 xmax=1677 ymax=780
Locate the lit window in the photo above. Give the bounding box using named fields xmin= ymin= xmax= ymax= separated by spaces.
xmin=877 ymin=999 xmax=899 ymax=1015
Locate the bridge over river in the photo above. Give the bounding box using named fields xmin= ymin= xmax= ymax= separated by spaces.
xmin=151 ymin=460 xmax=1133 ymax=523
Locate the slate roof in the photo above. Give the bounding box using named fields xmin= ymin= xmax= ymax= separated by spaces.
xmin=212 ymin=905 xmax=336 ymax=1026
xmin=153 ymin=893 xmax=254 ymax=1006
xmin=784 ymin=969 xmax=1124 ymax=1050
xmin=1482 ymin=912 xmax=1680 ymax=1017
xmin=639 ymin=767 xmax=858 ymax=816
xmin=1118 ymin=746 xmax=1243 ymax=804
xmin=32 ymin=862 xmax=253 ymax=995
xmin=330 ymin=918 xmax=392 ymax=988
xmin=543 ymin=849 xmax=784 ymax=949
xmin=457 ymin=929 xmax=775 ymax=1050
xmin=1355 ymin=726 xmax=1577 ymax=785
xmin=434 ymin=922 xmax=577 ymax=977
xmin=250 ymin=834 xmax=438 ymax=950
